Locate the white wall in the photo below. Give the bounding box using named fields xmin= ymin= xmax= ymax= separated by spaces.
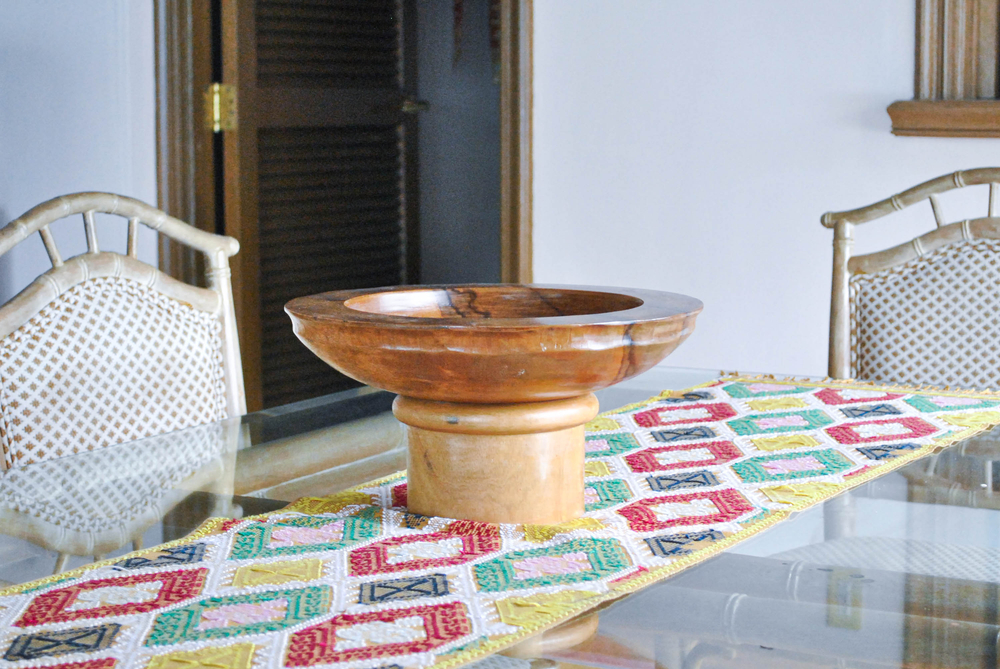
xmin=0 ymin=0 xmax=157 ymax=304
xmin=533 ymin=0 xmax=1000 ymax=377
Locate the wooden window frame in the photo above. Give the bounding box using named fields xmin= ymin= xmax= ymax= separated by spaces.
xmin=888 ymin=0 xmax=1000 ymax=137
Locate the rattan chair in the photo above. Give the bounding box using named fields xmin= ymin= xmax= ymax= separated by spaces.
xmin=0 ymin=193 xmax=246 ymax=470
xmin=823 ymin=168 xmax=1000 ymax=389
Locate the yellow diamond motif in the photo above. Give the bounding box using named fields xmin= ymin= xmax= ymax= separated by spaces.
xmin=284 ymin=491 xmax=372 ymax=514
xmin=751 ymin=434 xmax=821 ymax=452
xmin=495 ymin=590 xmax=599 ymax=627
xmin=231 ymin=559 xmax=324 ymax=587
xmin=584 ymin=461 xmax=611 ymax=477
xmin=940 ymin=411 xmax=1000 ymax=430
xmin=761 ymin=482 xmax=841 ymax=504
xmin=586 ymin=416 xmax=621 ymax=431
xmin=147 ymin=643 xmax=256 ymax=669
xmin=523 ymin=517 xmax=605 ymax=543
xmin=747 ymin=396 xmax=809 ymax=412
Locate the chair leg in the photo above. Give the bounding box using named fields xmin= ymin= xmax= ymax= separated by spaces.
xmin=824 ymin=494 xmax=856 ymax=541
xmin=53 ymin=553 xmax=70 ymax=574
xmin=132 ymin=536 xmax=143 ymax=552
xmin=93 ymin=554 xmax=105 ymax=563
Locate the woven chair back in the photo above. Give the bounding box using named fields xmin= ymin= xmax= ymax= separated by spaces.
xmin=823 ymin=168 xmax=1000 ymax=389
xmin=0 ymin=193 xmax=245 ymax=469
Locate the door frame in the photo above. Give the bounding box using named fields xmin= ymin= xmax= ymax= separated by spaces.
xmin=153 ymin=0 xmax=533 ymax=409
xmin=499 ymin=0 xmax=533 ymax=284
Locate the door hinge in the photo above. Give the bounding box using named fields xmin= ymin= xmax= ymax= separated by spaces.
xmin=205 ymin=83 xmax=237 ymax=133
xmin=401 ymin=98 xmax=429 ymax=114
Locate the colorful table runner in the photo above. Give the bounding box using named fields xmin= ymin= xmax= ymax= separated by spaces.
xmin=3 ymin=375 xmax=1000 ymax=669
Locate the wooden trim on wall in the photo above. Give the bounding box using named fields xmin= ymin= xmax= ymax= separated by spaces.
xmin=153 ymin=0 xmax=216 ymax=284
xmin=888 ymin=99 xmax=1000 ymax=136
xmin=500 ymin=0 xmax=533 ymax=283
xmin=891 ymin=0 xmax=1000 ymax=136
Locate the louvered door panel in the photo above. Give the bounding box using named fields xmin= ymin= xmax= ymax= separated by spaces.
xmin=258 ymin=126 xmax=405 ymax=408
xmin=257 ymin=0 xmax=398 ymax=88
xmin=224 ymin=0 xmax=414 ymax=410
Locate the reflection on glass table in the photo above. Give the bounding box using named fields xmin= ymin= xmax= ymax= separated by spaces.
xmin=2 ymin=366 xmax=1000 ymax=668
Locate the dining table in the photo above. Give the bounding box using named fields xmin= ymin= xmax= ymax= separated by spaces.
xmin=2 ymin=365 xmax=999 ymax=669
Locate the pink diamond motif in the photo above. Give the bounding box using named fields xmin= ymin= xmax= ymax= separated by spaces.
xmin=755 ymin=415 xmax=809 ymax=429
xmin=198 ymin=599 xmax=288 ymax=630
xmin=268 ymin=521 xmax=345 ymax=548
xmin=929 ymin=395 xmax=980 ymax=407
xmin=586 ymin=439 xmax=609 ymax=453
xmin=511 ymin=551 xmax=592 ymax=579
xmin=761 ymin=455 xmax=823 ymax=475
xmin=747 ymin=383 xmax=789 ymax=392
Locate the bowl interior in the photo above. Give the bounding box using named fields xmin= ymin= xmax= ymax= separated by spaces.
xmin=343 ymin=286 xmax=644 ymax=320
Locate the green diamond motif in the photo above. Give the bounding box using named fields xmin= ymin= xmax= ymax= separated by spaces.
xmin=585 ymin=479 xmax=632 ymax=511
xmin=731 ymin=448 xmax=853 ymax=483
xmin=473 ymin=538 xmax=630 ymax=592
xmin=727 ymin=410 xmax=834 ymax=436
xmin=723 ymin=383 xmax=813 ymax=398
xmin=145 ymin=586 xmax=332 ymax=646
xmin=905 ymin=396 xmax=1000 ymax=413
xmin=585 ymin=433 xmax=641 ymax=458
xmin=230 ymin=507 xmax=381 ymax=560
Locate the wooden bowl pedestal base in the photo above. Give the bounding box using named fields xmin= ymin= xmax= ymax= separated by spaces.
xmin=393 ymin=393 xmax=599 ymax=525
xmin=392 ymin=392 xmax=602 ymax=656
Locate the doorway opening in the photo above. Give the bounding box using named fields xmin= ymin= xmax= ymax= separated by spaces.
xmin=154 ymin=0 xmax=532 ymax=410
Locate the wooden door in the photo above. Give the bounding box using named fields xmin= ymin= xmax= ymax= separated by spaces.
xmin=222 ymin=0 xmax=419 ymax=410
xmin=155 ymin=0 xmax=531 ymax=413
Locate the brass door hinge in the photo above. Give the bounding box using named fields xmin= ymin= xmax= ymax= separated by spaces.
xmin=401 ymin=98 xmax=429 ymax=114
xmin=205 ymin=83 xmax=237 ymax=133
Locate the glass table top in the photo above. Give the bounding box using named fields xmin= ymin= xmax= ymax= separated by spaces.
xmin=2 ymin=366 xmax=999 ymax=668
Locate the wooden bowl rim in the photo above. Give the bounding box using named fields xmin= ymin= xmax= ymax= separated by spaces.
xmin=285 ymin=284 xmax=703 ymax=329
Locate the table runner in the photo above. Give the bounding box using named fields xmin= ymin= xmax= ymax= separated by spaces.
xmin=2 ymin=375 xmax=1000 ymax=669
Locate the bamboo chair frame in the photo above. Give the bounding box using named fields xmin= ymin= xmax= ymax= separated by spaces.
xmin=822 ymin=168 xmax=1000 ymax=381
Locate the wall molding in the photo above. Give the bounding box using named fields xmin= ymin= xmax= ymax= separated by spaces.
xmin=890 ymin=0 xmax=1000 ymax=137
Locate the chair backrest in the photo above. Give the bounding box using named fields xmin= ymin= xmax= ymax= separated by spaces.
xmin=0 ymin=193 xmax=246 ymax=469
xmin=822 ymin=168 xmax=1000 ymax=389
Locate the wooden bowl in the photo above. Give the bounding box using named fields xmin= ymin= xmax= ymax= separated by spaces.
xmin=285 ymin=284 xmax=702 ymax=404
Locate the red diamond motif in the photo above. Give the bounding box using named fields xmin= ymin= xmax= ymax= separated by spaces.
xmin=633 ymin=403 xmax=738 ymax=428
xmin=16 ymin=568 xmax=208 ymax=627
xmin=391 ymin=483 xmax=407 ymax=508
xmin=826 ymin=416 xmax=938 ymax=444
xmin=617 ymin=489 xmax=755 ymax=532
xmin=350 ymin=529 xmax=501 ymax=576
xmin=624 ymin=440 xmax=742 ymax=473
xmin=814 ymin=388 xmax=904 ymax=405
xmin=285 ymin=601 xmax=472 ymax=666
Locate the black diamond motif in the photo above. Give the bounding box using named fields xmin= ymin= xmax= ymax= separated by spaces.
xmin=401 ymin=513 xmax=430 ymax=530
xmin=114 ymin=543 xmax=206 ymax=570
xmin=856 ymin=442 xmax=920 ymax=460
xmin=659 ymin=391 xmax=714 ymax=404
xmin=4 ymin=623 xmax=122 ymax=661
xmin=840 ymin=404 xmax=902 ymax=419
xmin=647 ymin=470 xmax=720 ymax=491
xmin=645 ymin=530 xmax=726 ymax=558
xmin=359 ymin=573 xmax=449 ymax=604
xmin=651 ymin=426 xmax=717 ymax=443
